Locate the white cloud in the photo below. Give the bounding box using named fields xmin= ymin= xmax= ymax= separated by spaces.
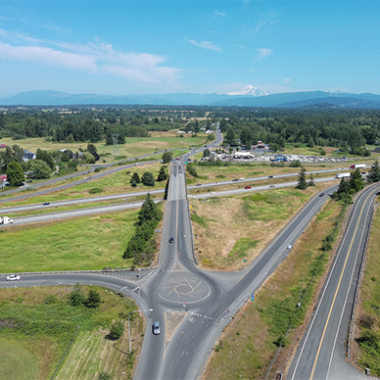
xmin=236 ymin=44 xmax=246 ymax=49
xmin=0 ymin=42 xmax=97 ymax=72
xmin=186 ymin=39 xmax=222 ymax=52
xmin=0 ymin=32 xmax=182 ymax=85
xmin=213 ymin=10 xmax=225 ymax=17
xmin=283 ymin=78 xmax=291 ymax=84
xmin=256 ymin=48 xmax=272 ymax=59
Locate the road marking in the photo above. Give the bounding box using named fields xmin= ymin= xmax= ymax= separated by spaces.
xmin=309 ymin=186 xmax=378 ymax=380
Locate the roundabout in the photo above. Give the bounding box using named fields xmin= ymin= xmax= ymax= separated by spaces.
xmin=158 ymin=275 xmax=211 ymax=304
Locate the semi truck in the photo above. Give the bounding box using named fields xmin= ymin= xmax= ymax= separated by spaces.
xmin=350 ymin=164 xmax=366 ymax=169
xmin=336 ymin=173 xmax=351 ymax=179
xmin=0 ymin=216 xmax=14 ymax=225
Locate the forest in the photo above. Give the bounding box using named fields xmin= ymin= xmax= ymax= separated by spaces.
xmin=0 ymin=106 xmax=379 ymax=156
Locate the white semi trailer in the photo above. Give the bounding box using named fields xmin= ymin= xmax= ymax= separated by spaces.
xmin=0 ymin=216 xmax=14 ymax=225
xmin=336 ymin=173 xmax=351 ymax=179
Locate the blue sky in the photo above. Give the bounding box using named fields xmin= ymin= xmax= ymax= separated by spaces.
xmin=0 ymin=1 xmax=379 ymax=96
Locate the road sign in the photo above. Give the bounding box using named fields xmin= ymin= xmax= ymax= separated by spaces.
xmin=251 ymin=293 xmax=255 ymax=301
xmin=185 ymin=161 xmax=188 ymax=164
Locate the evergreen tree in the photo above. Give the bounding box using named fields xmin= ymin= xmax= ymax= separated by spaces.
xmin=162 ymin=152 xmax=173 ymax=163
xmin=109 ymin=321 xmax=125 ymax=340
xmin=118 ymin=135 xmax=126 ymax=144
xmin=6 ymin=161 xmax=24 ymax=186
xmin=349 ymin=169 xmax=364 ymax=192
xmin=308 ymin=173 xmax=315 ymax=187
xmin=87 ymin=143 xmax=99 ymax=161
xmin=86 ymin=289 xmax=101 ymax=308
xmin=130 ymin=178 xmax=137 ymax=187
xmin=156 ymin=166 xmax=168 ymax=182
xmin=105 ymin=134 xmax=113 ymax=145
xmin=296 ymin=167 xmax=308 ymax=190
xmin=203 ymin=149 xmax=211 ymax=158
xmin=138 ymin=193 xmax=162 ymax=225
xmin=337 ymin=178 xmax=350 ymax=194
xmin=368 ymin=159 xmax=380 ymax=183
xmin=142 ymin=172 xmax=155 ymax=186
xmin=131 ymin=172 xmax=141 ymax=184
xmin=225 ymin=127 xmax=236 ymax=146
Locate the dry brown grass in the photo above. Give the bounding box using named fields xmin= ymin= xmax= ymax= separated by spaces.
xmin=190 ymin=183 xmax=331 ymax=271
xmin=202 ymin=199 xmax=344 ymax=380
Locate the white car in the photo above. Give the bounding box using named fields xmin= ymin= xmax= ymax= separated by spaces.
xmin=7 ymin=275 xmax=20 ymax=281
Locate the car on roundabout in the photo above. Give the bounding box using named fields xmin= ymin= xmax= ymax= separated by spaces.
xmin=153 ymin=321 xmax=161 ymax=335
xmin=7 ymin=275 xmax=20 ymax=281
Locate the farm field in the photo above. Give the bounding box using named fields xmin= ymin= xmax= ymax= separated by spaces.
xmin=202 ymin=198 xmax=345 ymax=380
xmin=190 ymin=183 xmax=334 ymax=271
xmin=0 ymin=286 xmax=140 ymax=380
xmin=0 ymin=132 xmax=208 ymax=161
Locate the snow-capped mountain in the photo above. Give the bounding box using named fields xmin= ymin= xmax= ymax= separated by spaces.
xmin=223 ymin=85 xmax=270 ymax=96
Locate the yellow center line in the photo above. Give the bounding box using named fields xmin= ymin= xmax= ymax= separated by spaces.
xmin=309 ymin=186 xmax=378 ymax=380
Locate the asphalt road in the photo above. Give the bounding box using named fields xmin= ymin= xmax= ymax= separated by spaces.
xmin=287 ymin=183 xmax=380 ymax=380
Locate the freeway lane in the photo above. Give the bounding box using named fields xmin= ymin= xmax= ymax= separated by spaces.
xmin=287 ymin=183 xmax=380 ymax=380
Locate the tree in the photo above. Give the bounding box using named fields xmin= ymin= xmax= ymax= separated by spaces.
xmin=118 ymin=135 xmax=126 ymax=144
xmin=109 ymin=321 xmax=125 ymax=340
xmin=142 ymin=172 xmax=155 ymax=186
xmin=87 ymin=143 xmax=99 ymax=161
xmin=337 ymin=178 xmax=350 ymax=194
xmin=138 ymin=193 xmax=162 ymax=225
xmin=296 ymin=167 xmax=308 ymax=190
xmin=82 ymin=152 xmax=96 ymax=164
xmin=131 ymin=172 xmax=141 ymax=184
xmin=162 ymin=152 xmax=173 ymax=163
xmin=69 ymin=289 xmax=86 ymax=307
xmin=225 ymin=127 xmax=236 ymax=146
xmin=105 ymin=134 xmax=114 ymax=145
xmin=246 ymin=142 xmax=252 ymax=150
xmin=349 ymin=169 xmax=364 ymax=192
xmin=203 ymin=149 xmax=211 ymax=158
xmin=307 ymin=138 xmax=315 ymax=148
xmin=86 ymin=289 xmax=101 ymax=308
xmin=36 ymin=149 xmax=54 ymax=169
xmin=207 ymin=134 xmax=215 ymax=141
xmin=130 ymin=178 xmax=137 ymax=187
xmin=6 ymin=161 xmax=24 ymax=186
xmin=29 ymin=159 xmax=51 ymax=179
xmin=156 ymin=166 xmax=168 ymax=182
xmin=368 ymin=159 xmax=380 ymax=183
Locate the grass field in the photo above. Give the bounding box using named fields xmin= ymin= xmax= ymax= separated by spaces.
xmin=202 ymin=199 xmax=344 ymax=380
xmin=0 ymin=209 xmax=140 ymax=272
xmin=0 ymin=286 xmax=139 ymax=380
xmin=0 ymin=162 xmax=166 ymax=207
xmin=190 ymin=184 xmax=331 ymax=270
xmin=0 ymin=131 xmax=207 ymax=162
xmin=353 ymin=204 xmax=380 ymax=376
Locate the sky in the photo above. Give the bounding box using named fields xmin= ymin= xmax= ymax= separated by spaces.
xmin=0 ymin=1 xmax=379 ymax=97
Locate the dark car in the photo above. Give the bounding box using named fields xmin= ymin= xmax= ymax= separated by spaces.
xmin=269 ymin=185 xmax=275 ymax=188
xmin=196 ymin=184 xmax=202 ymax=186
xmin=232 ymin=179 xmax=239 ymax=182
xmin=169 ymin=237 xmax=174 ymax=244
xmin=43 ymin=202 xmax=50 ymax=206
xmin=26 ymin=180 xmax=33 ymax=183
xmin=245 ymin=186 xmax=252 ymax=189
xmin=204 ymin=145 xmax=207 ymax=147
xmin=319 ymin=193 xmax=324 ymax=197
xmin=268 ymin=175 xmax=273 ymax=179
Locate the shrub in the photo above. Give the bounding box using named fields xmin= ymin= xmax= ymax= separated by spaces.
xmin=86 ymin=289 xmax=101 ymax=308
xmin=109 ymin=320 xmax=125 ymax=340
xmin=89 ymin=187 xmax=103 ymax=194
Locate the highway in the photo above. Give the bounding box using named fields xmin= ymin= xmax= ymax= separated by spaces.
xmin=0 ymin=124 xmax=376 ymax=380
xmin=287 ymin=183 xmax=380 ymax=380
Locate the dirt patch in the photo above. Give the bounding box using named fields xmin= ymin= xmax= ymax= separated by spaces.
xmin=101 ymin=218 xmax=115 ymax=223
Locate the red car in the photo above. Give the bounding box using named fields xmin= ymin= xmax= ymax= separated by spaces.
xmin=245 ymin=186 xmax=252 ymax=189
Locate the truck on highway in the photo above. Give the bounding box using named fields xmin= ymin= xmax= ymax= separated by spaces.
xmin=350 ymin=164 xmax=366 ymax=169
xmin=0 ymin=216 xmax=14 ymax=225
xmin=336 ymin=173 xmax=351 ymax=179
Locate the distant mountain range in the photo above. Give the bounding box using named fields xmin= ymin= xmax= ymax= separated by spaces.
xmin=1 ymin=86 xmax=380 ymax=109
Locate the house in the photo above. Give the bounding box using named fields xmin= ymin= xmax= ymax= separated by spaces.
xmin=0 ymin=174 xmax=7 ymax=182
xmin=23 ymin=149 xmax=36 ymax=162
xmin=0 ymin=143 xmax=8 ymax=149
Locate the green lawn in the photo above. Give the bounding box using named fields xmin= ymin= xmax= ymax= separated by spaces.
xmin=0 ymin=209 xmax=140 ymax=272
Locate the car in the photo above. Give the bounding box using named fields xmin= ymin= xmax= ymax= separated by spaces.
xmin=196 ymin=184 xmax=202 ymax=186
xmin=232 ymin=179 xmax=239 ymax=182
xmin=319 ymin=193 xmax=324 ymax=197
xmin=362 ymin=172 xmax=366 ymax=175
xmin=169 ymin=237 xmax=174 ymax=244
xmin=210 ymin=192 xmax=216 ymax=195
xmin=204 ymin=145 xmax=207 ymax=147
xmin=270 ymin=185 xmax=275 ymax=188
xmin=153 ymin=321 xmax=160 ymax=335
xmin=268 ymin=175 xmax=273 ymax=179
xmin=7 ymin=275 xmax=20 ymax=281
xmin=287 ymin=245 xmax=292 ymax=250
xmin=239 ymin=178 xmax=245 ymax=180
xmin=245 ymin=186 xmax=252 ymax=189
xmin=43 ymin=202 xmax=50 ymax=206
xmin=176 ymin=158 xmax=180 ymax=160
xmin=26 ymin=180 xmax=33 ymax=183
